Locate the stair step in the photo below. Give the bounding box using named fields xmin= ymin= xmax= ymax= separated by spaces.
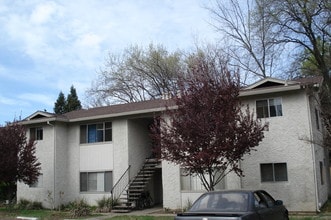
xmin=111 ymin=158 xmax=160 ymax=212
xmin=136 ymin=173 xmax=153 ymax=177
xmin=128 ymin=189 xmax=145 ymax=193
xmin=112 ymin=209 xmax=131 ymax=213
xmin=129 ymin=186 xmax=145 ymax=189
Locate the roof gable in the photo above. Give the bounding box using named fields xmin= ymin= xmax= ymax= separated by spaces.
xmin=244 ymin=78 xmax=297 ymax=90
xmin=26 ymin=111 xmax=56 ymax=121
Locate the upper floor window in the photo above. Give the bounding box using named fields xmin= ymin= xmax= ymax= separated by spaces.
xmin=315 ymin=108 xmax=321 ymax=130
xmin=256 ymin=98 xmax=283 ymax=118
xmin=320 ymin=161 xmax=324 ymax=185
xmin=30 ymin=127 xmax=43 ymax=140
xmin=80 ymin=122 xmax=112 ymax=144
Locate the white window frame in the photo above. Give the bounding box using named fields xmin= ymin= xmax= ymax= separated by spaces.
xmin=80 ymin=171 xmax=112 ymax=192
xmin=30 ymin=127 xmax=43 ymax=141
xmin=80 ymin=122 xmax=112 ymax=144
xmin=256 ymin=98 xmax=283 ymax=118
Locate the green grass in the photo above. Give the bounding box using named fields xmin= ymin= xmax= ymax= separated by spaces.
xmin=0 ymin=207 xmax=104 ymax=219
xmin=0 ymin=207 xmax=70 ymax=219
xmin=2 ymin=207 xmax=331 ymax=220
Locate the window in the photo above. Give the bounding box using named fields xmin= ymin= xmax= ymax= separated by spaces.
xmin=180 ymin=169 xmax=224 ymax=191
xmin=80 ymin=171 xmax=112 ymax=192
xmin=260 ymin=163 xmax=288 ymax=182
xmin=315 ymin=108 xmax=321 ymax=130
xmin=80 ymin=122 xmax=112 ymax=144
xmin=256 ymin=98 xmax=283 ymax=118
xmin=30 ymin=174 xmax=43 ymax=188
xmin=30 ymin=127 xmax=43 ymax=140
xmin=320 ymin=161 xmax=324 ymax=185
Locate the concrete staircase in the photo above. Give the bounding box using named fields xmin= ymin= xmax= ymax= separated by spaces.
xmin=112 ymin=158 xmax=160 ymax=213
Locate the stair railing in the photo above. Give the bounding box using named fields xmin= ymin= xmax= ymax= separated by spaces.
xmin=111 ymin=165 xmax=131 ymax=205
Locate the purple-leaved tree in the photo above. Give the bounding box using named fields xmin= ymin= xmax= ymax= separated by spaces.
xmin=151 ymin=52 xmax=268 ymax=191
xmin=0 ymin=123 xmax=41 ymax=200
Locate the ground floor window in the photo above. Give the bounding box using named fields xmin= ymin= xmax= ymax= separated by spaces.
xmin=260 ymin=163 xmax=288 ymax=182
xmin=180 ymin=168 xmax=225 ymax=191
xmin=80 ymin=171 xmax=112 ymax=192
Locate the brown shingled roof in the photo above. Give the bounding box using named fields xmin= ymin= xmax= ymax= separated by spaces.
xmin=63 ymin=99 xmax=171 ymax=120
xmin=294 ymin=76 xmax=323 ymax=85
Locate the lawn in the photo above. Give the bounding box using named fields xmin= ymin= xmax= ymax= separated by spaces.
xmin=0 ymin=207 xmax=71 ymax=219
xmin=0 ymin=207 xmax=174 ymax=220
xmin=1 ymin=207 xmax=331 ymax=220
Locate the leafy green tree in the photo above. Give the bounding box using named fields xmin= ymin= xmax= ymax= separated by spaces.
xmin=54 ymin=91 xmax=66 ymax=114
xmin=54 ymin=86 xmax=82 ymax=114
xmin=66 ymin=85 xmax=82 ymax=112
xmin=300 ymin=40 xmax=331 ymax=77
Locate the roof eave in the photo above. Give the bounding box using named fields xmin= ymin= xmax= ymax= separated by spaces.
xmin=20 ymin=117 xmax=68 ymax=125
xmin=239 ymin=84 xmax=302 ymax=97
xmin=68 ymin=106 xmax=167 ymax=122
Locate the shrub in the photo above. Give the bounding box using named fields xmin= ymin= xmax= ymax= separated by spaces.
xmin=70 ymin=199 xmax=91 ymax=218
xmin=31 ymin=201 xmax=43 ymax=210
xmin=96 ymin=196 xmax=119 ymax=212
xmin=16 ymin=199 xmax=30 ymax=210
xmin=15 ymin=199 xmax=43 ymax=210
xmin=182 ymin=199 xmax=193 ymax=212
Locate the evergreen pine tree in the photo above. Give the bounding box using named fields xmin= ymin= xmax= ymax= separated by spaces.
xmin=54 ymin=91 xmax=66 ymax=114
xmin=65 ymin=85 xmax=82 ymax=112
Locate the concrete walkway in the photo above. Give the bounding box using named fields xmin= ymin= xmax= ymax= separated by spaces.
xmin=80 ymin=207 xmax=176 ymax=220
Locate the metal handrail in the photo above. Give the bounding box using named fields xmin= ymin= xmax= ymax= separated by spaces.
xmin=111 ymin=165 xmax=131 ymax=204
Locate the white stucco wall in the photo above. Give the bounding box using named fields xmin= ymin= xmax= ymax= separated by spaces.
xmin=162 ymin=161 xmax=182 ymax=210
xmin=64 ymin=123 xmax=81 ymax=205
xmin=162 ymin=162 xmax=243 ymax=210
xmin=112 ymin=119 xmax=129 ymax=184
xmin=17 ymin=122 xmax=56 ymax=208
xmin=54 ymin=122 xmax=68 ymax=207
xmin=128 ymin=119 xmax=152 ymax=179
xmin=240 ymin=90 xmax=318 ymax=212
xmin=308 ymin=95 xmax=329 ymax=210
xmin=161 ymin=89 xmax=328 ymax=212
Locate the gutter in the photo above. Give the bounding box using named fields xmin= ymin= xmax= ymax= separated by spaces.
xmin=20 ymin=117 xmax=68 ymax=125
xmin=306 ymin=94 xmax=320 ymax=212
xmin=47 ymin=121 xmax=56 ymax=209
xmin=67 ymin=106 xmax=170 ymax=122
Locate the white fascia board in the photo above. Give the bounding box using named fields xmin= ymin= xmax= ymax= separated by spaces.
xmin=20 ymin=117 xmax=68 ymax=125
xmin=239 ymin=84 xmax=301 ymax=97
xmin=68 ymin=106 xmax=168 ymax=122
xmin=244 ymin=78 xmax=297 ymax=90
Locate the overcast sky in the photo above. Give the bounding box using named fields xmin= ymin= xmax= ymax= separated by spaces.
xmin=0 ymin=0 xmax=219 ymax=124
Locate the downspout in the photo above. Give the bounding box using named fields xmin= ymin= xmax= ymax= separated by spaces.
xmin=47 ymin=121 xmax=56 ymax=210
xmin=306 ymin=94 xmax=320 ymax=212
